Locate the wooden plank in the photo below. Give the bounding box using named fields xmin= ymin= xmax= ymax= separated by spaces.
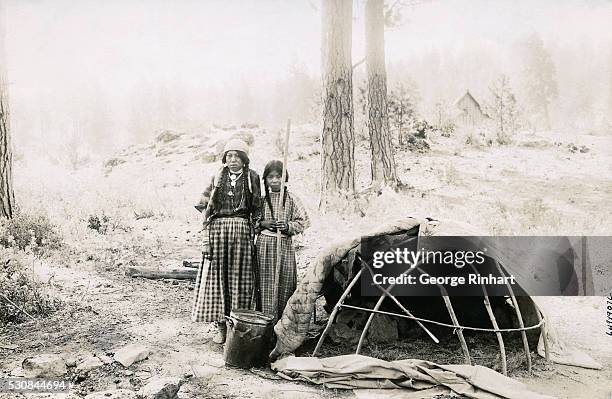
xmin=125 ymin=267 xmax=197 ymax=280
xmin=182 ymin=260 xmax=201 ymax=269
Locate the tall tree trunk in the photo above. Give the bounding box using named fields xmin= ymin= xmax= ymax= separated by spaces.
xmin=365 ymin=0 xmax=397 ymax=185
xmin=320 ymin=0 xmax=355 ymax=210
xmin=0 ymin=3 xmax=14 ymax=219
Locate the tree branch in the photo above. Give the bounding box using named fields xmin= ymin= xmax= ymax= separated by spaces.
xmin=352 ymin=57 xmax=366 ymax=70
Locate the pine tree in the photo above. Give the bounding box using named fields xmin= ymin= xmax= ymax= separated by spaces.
xmin=365 ymin=0 xmax=398 ymax=186
xmin=519 ymin=33 xmax=558 ymax=130
xmin=488 ymin=74 xmax=520 ymax=144
xmin=320 ymin=0 xmax=355 ymax=211
xmin=0 ymin=2 xmax=14 ymax=219
xmin=387 ymin=82 xmax=419 ymax=145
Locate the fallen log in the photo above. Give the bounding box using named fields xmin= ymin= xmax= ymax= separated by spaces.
xmin=182 ymin=260 xmax=201 ymax=269
xmin=125 ymin=267 xmax=197 ymax=280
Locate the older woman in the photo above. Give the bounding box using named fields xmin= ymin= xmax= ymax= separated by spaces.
xmin=191 ymin=138 xmax=261 ymax=344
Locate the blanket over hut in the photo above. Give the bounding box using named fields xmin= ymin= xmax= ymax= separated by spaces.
xmin=271 ymin=216 xmax=602 ymax=370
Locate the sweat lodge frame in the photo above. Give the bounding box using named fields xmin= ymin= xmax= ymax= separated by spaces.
xmin=311 ymin=253 xmax=551 ymax=376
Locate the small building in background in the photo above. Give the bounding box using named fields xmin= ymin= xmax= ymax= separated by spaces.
xmin=454 ymin=90 xmax=489 ymax=127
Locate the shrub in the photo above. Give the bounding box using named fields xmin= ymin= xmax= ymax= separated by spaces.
xmin=440 ymin=122 xmax=456 ymax=137
xmin=0 ymin=251 xmax=62 ymax=324
xmin=410 ymin=119 xmax=435 ymax=139
xmin=133 ymin=209 xmax=155 ymax=220
xmin=87 ymin=213 xmax=132 ymax=234
xmin=87 ymin=214 xmax=110 ymax=234
xmin=0 ymin=211 xmax=63 ymax=256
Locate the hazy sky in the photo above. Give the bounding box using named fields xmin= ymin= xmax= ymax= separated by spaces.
xmin=5 ymin=0 xmax=612 ymax=91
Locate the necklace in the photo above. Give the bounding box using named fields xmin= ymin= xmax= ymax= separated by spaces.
xmin=228 ymin=171 xmax=243 ymax=197
xmin=227 ymin=171 xmax=244 ymax=211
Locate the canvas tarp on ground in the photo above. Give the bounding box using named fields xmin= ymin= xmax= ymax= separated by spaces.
xmin=272 ymin=354 xmax=555 ymax=399
xmin=271 ymin=216 xmax=601 ymax=370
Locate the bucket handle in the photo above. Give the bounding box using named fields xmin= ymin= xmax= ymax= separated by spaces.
xmin=224 ymin=315 xmax=235 ymax=328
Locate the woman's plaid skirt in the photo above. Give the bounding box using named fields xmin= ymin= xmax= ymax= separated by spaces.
xmin=256 ymin=233 xmax=297 ymax=320
xmin=191 ymin=217 xmax=255 ymax=322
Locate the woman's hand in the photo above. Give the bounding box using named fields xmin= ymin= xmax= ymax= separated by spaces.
xmin=202 ymin=243 xmax=212 ymax=259
xmin=275 ymin=221 xmax=289 ymax=233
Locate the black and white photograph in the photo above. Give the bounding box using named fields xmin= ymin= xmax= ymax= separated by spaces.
xmin=0 ymin=1 xmax=611 ymax=398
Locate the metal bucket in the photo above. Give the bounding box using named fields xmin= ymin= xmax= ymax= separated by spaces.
xmin=224 ymin=309 xmax=274 ymax=369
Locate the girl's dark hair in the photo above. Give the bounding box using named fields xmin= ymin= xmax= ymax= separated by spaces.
xmin=211 ymin=155 xmax=253 ymax=212
xmin=263 ymin=160 xmax=288 ymax=218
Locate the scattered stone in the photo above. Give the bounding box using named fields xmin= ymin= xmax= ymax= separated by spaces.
xmin=124 ymin=370 xmax=134 ymax=376
xmin=567 ymin=143 xmax=590 ymax=153
xmin=98 ymin=354 xmax=114 ymax=365
xmin=230 ymin=131 xmax=255 ymax=146
xmin=63 ymin=356 xmax=78 ymax=368
xmin=104 ymin=157 xmax=127 ymax=170
xmin=138 ymin=376 xmax=183 ymax=399
xmin=190 ymin=365 xmax=220 ymax=381
xmin=240 ymin=122 xmax=259 ymax=129
xmin=368 ymin=314 xmax=399 ymax=344
xmin=0 ymin=342 xmax=18 ymax=350
xmin=76 ymin=356 xmax=104 ymax=373
xmin=329 ymin=309 xmax=369 ymax=344
xmin=329 ymin=322 xmax=362 ymax=345
xmin=22 ymin=354 xmax=67 ymax=378
xmin=10 ymin=367 xmax=25 ymax=377
xmin=113 ymin=344 xmax=151 ymax=367
xmin=84 ymin=389 xmax=138 ymax=399
xmin=156 ymin=130 xmax=182 ymax=143
xmin=213 ymin=123 xmax=236 ymax=131
xmin=198 ymin=151 xmax=217 ymax=163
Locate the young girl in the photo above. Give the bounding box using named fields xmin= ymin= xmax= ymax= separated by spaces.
xmin=257 ymin=160 xmax=310 ymax=320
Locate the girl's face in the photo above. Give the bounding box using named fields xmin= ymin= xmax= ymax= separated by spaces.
xmin=266 ymin=170 xmax=282 ymax=192
xmin=225 ymin=151 xmax=244 ymax=172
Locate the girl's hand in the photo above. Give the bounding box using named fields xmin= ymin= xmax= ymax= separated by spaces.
xmin=260 ymin=220 xmax=276 ymax=230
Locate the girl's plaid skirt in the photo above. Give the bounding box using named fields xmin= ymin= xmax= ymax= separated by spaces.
xmin=191 ymin=217 xmax=255 ymax=322
xmin=256 ymin=233 xmax=297 ymax=320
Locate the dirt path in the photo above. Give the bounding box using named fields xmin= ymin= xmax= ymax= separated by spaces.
xmin=0 ymin=235 xmax=350 ymax=399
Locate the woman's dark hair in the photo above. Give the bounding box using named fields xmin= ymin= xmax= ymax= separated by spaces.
xmin=263 ymin=160 xmax=288 ymax=218
xmin=221 ymin=150 xmax=249 ymax=166
xmin=211 ymin=153 xmax=253 ymax=212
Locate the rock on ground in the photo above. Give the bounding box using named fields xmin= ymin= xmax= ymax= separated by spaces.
xmin=22 ymin=354 xmax=67 ymax=378
xmin=96 ymin=352 xmax=114 ymax=365
xmin=113 ymin=344 xmax=151 ymax=367
xmin=138 ymin=376 xmax=183 ymax=399
xmin=10 ymin=367 xmax=25 ymax=377
xmin=76 ymin=356 xmax=104 ymax=373
xmin=368 ymin=314 xmax=399 ymax=344
xmin=84 ymin=389 xmax=138 ymax=399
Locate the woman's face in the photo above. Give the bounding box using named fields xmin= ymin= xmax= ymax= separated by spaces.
xmin=266 ymin=170 xmax=282 ymax=192
xmin=225 ymin=151 xmax=244 ymax=172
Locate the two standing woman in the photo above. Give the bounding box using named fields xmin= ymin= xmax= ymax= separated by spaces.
xmin=191 ymin=138 xmax=309 ymax=344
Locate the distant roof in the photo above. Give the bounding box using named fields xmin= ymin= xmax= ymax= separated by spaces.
xmin=455 ymin=90 xmax=486 ymax=116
